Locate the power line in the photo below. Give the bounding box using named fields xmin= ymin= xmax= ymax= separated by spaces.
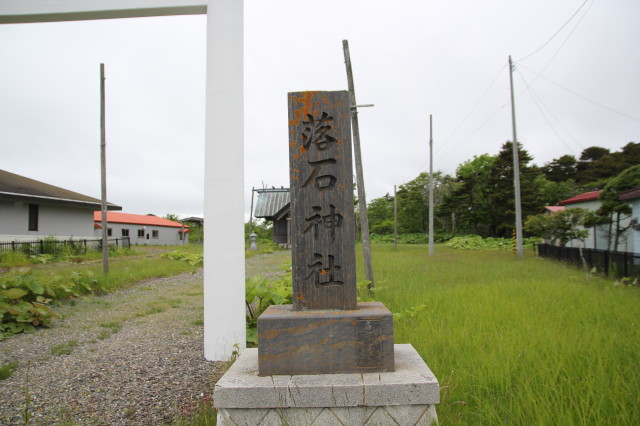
xmin=533 ymin=0 xmax=597 ymax=77
xmin=518 ymin=0 xmax=591 ymax=62
xmin=435 ymin=102 xmax=509 ymax=162
xmin=516 ymin=69 xmax=578 ymax=155
xmin=518 ymin=63 xmax=640 ymax=123
xmin=395 ymin=64 xmax=509 ymax=185
xmin=442 ymin=64 xmax=508 ymax=147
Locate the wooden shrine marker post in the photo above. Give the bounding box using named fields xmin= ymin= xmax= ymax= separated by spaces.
xmin=290 ymin=91 xmax=356 ymax=310
xmin=257 ymin=91 xmax=394 ymax=375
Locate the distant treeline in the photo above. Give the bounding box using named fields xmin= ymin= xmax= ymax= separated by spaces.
xmin=367 ymin=141 xmax=640 ymax=239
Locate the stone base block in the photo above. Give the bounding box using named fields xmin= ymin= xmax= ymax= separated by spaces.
xmin=257 ymin=302 xmax=394 ymax=375
xmin=214 ymin=344 xmax=439 ymax=425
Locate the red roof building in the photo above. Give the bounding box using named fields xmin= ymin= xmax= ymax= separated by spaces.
xmin=558 ymin=190 xmax=601 ymax=206
xmin=94 ymin=212 xmax=189 ymax=245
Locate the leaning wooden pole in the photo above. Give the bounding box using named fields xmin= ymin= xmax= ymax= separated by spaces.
xmin=508 ymin=56 xmax=524 ymax=257
xmin=249 ymin=186 xmax=255 ymax=234
xmin=428 ymin=114 xmax=435 ymax=256
xmin=100 ymin=63 xmax=109 ymax=274
xmin=343 ymin=39 xmax=374 ymax=286
xmin=393 ymin=185 xmax=398 ymax=249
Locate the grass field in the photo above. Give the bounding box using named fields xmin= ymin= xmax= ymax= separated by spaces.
xmin=356 ymin=244 xmax=640 ymax=425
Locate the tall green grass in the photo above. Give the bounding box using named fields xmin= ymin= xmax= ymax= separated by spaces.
xmin=357 ymin=244 xmax=640 ymax=425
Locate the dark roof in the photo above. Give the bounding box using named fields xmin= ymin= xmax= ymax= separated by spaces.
xmin=180 ymin=216 xmax=204 ymax=224
xmin=0 ymin=169 xmax=121 ymax=210
xmin=254 ymin=188 xmax=290 ymax=219
xmin=559 ymin=190 xmax=601 ymax=206
xmin=619 ymin=187 xmax=640 ymax=201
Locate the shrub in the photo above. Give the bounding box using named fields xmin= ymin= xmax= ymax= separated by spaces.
xmin=245 ymin=270 xmax=292 ymax=346
xmin=161 ymin=250 xmax=203 ymax=267
xmin=445 ymin=235 xmax=539 ymax=250
xmin=0 ymin=268 xmax=98 ymax=340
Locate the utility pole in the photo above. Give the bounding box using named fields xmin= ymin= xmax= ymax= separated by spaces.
xmin=100 ymin=63 xmax=109 ymax=274
xmin=428 ymin=114 xmax=435 ymax=256
xmin=343 ymin=39 xmax=374 ymax=285
xmin=249 ymin=187 xmax=255 ymax=233
xmin=509 ymin=56 xmax=524 ymax=257
xmin=393 ymin=185 xmax=398 ymax=249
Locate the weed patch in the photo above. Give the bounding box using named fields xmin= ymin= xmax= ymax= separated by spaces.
xmin=136 ymin=306 xmax=166 ymax=318
xmin=0 ymin=361 xmax=18 ymax=380
xmin=100 ymin=321 xmax=122 ymax=334
xmin=51 ymin=340 xmax=78 ymax=356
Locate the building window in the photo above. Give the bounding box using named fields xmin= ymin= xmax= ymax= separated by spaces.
xmin=152 ymin=230 xmax=159 ymax=239
xmin=137 ymin=229 xmax=145 ymax=237
xmin=122 ymin=229 xmax=130 ymax=237
xmin=108 ymin=228 xmax=112 ymax=237
xmin=28 ymin=204 xmax=39 ymax=231
xmin=179 ymin=232 xmax=184 ymax=241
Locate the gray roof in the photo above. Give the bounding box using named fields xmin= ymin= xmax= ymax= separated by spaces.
xmin=254 ymin=188 xmax=290 ymax=219
xmin=0 ymin=169 xmax=121 ymax=210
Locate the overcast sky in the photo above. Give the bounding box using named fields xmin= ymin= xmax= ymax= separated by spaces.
xmin=1 ymin=0 xmax=638 ymax=220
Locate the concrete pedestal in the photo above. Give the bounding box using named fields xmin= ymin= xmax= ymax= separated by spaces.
xmin=214 ymin=344 xmax=439 ymax=425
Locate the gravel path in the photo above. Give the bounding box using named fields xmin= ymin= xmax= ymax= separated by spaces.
xmin=0 ymin=251 xmax=290 ymax=425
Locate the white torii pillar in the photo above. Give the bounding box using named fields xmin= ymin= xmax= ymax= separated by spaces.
xmin=0 ymin=0 xmax=245 ymax=361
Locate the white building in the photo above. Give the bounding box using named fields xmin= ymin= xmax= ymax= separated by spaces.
xmin=559 ymin=190 xmax=634 ymax=252
xmin=619 ymin=187 xmax=640 ymax=255
xmin=94 ymin=212 xmax=189 ymax=246
xmin=0 ymin=169 xmax=121 ymax=242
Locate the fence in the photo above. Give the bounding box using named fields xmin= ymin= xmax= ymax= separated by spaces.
xmin=537 ymin=243 xmax=640 ymax=279
xmin=0 ymin=237 xmax=130 ymax=257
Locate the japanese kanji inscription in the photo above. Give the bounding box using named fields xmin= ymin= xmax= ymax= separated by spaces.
xmin=289 ymin=91 xmax=357 ymax=310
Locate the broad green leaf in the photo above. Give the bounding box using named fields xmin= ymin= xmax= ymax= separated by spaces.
xmin=2 ymin=288 xmax=28 ymax=300
xmin=27 ymin=280 xmax=45 ymax=295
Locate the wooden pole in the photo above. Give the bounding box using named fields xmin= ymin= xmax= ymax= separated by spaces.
xmin=249 ymin=186 xmax=255 ymax=233
xmin=428 ymin=114 xmax=435 ymax=256
xmin=100 ymin=63 xmax=109 ymax=274
xmin=508 ymin=56 xmax=524 ymax=257
xmin=343 ymin=39 xmax=374 ymax=286
xmin=393 ymin=185 xmax=398 ymax=249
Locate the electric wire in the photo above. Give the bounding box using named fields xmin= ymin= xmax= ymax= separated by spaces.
xmin=517 ymin=0 xmax=597 ymax=95
xmin=518 ymin=63 xmax=640 ymax=123
xmin=440 ymin=64 xmax=508 ymax=150
xmin=395 ymin=0 xmax=597 ymax=188
xmin=435 ymin=103 xmax=509 ymax=166
xmin=516 ymin=69 xmax=578 ymax=155
xmin=518 ymin=0 xmax=591 ymax=62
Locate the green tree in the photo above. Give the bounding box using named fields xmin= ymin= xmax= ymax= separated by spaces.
xmin=163 ymin=213 xmax=180 ymax=222
xmin=395 ymin=172 xmax=455 ymax=235
xmin=442 ymin=154 xmax=495 ymax=235
xmin=368 ymin=193 xmax=394 ymax=234
xmin=576 ymin=142 xmax=640 ymax=186
xmin=486 ymin=142 xmax=544 ymax=238
xmin=396 ymin=174 xmax=428 ymax=233
xmin=535 ymin=175 xmax=579 ymax=206
xmin=543 ymin=154 xmax=577 ymax=182
xmin=525 ymin=208 xmax=590 ymax=247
